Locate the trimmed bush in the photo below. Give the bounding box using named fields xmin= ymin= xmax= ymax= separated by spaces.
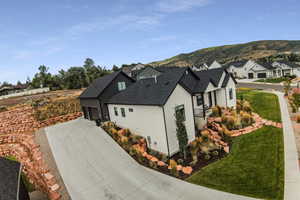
xmin=297 ymin=115 xmax=300 ymax=123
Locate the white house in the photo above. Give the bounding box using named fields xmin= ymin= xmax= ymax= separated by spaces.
xmin=232 ymin=60 xmax=274 ymax=79
xmin=106 ymin=68 xmax=236 ymax=156
xmin=272 ymin=61 xmax=300 ymax=77
xmin=208 ymin=60 xmax=223 ymax=69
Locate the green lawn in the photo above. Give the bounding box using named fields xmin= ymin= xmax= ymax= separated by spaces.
xmin=236 ymin=90 xmax=282 ymax=122
xmin=254 ymin=77 xmax=289 ymax=83
xmin=187 ymin=126 xmax=284 ymax=200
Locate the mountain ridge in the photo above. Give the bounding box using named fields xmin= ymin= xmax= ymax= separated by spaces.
xmin=149 ymin=40 xmax=300 ymax=67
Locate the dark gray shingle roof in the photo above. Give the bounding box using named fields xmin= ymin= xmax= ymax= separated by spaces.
xmin=194 ymin=68 xmax=224 ymax=87
xmin=79 ymin=71 xmax=133 ymax=99
xmin=0 ymin=158 xmax=22 ymax=200
xmin=106 ymin=68 xmax=188 ymax=105
xmin=278 ymin=61 xmax=300 ymax=68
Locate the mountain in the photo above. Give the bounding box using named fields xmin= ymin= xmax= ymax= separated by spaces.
xmin=150 ymin=40 xmax=300 ymax=67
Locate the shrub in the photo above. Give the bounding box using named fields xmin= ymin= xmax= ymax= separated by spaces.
xmin=169 ymin=159 xmax=178 ymax=177
xmin=161 ymin=154 xmax=168 ymax=163
xmin=129 ymin=147 xmax=137 ymax=156
xmin=212 ymin=150 xmax=219 ymax=156
xmin=149 ymin=160 xmax=158 ymax=169
xmin=222 ymin=115 xmax=235 ymax=130
xmin=241 ymin=113 xmax=252 ymax=127
xmin=177 ymin=158 xmax=184 ymax=165
xmin=242 ymin=101 xmax=252 ymax=113
xmin=204 ymin=154 xmax=211 ymax=160
xmin=0 ymin=106 xmax=8 ymax=113
xmin=297 ymin=115 xmax=300 ymax=123
xmin=130 ymin=134 xmax=143 ymax=144
xmin=211 ymin=106 xmax=222 ymax=117
xmin=190 ymin=160 xmax=197 ymax=166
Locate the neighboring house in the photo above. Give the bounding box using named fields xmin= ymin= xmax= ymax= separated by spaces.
xmin=0 ymin=158 xmax=30 ymax=200
xmin=233 ymin=60 xmax=274 ymax=79
xmin=79 ymin=71 xmax=135 ymax=121
xmin=223 ymin=60 xmax=248 ymax=77
xmin=80 ymin=67 xmax=237 ymax=156
xmin=208 ymin=60 xmax=223 ymax=69
xmin=135 ymin=66 xmax=162 ymax=80
xmin=272 ymin=61 xmax=300 ymax=77
xmin=122 ymin=64 xmax=145 ymax=77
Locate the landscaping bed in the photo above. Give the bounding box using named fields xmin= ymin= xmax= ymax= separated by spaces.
xmin=101 ymin=122 xmax=227 ymax=179
xmin=254 ymin=77 xmax=289 ymax=83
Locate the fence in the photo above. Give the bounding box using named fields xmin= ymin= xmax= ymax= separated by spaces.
xmin=0 ymin=88 xmax=50 ymax=100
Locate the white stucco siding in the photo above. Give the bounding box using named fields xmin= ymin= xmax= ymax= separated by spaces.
xmin=108 ymin=104 xmax=169 ymax=154
xmin=163 ymin=85 xmax=196 ymax=156
xmin=209 ymin=61 xmax=222 ymax=69
xmin=224 ymin=77 xmax=237 ymax=108
xmin=216 ymin=89 xmax=227 ymax=107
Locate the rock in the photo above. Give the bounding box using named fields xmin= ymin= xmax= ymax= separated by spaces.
xmin=224 ymin=146 xmax=230 ymax=153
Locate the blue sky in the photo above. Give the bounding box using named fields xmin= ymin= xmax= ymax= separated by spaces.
xmin=0 ymin=0 xmax=299 ymax=83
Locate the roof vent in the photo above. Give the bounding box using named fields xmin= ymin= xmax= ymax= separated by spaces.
xmin=164 ymin=81 xmax=170 ymax=85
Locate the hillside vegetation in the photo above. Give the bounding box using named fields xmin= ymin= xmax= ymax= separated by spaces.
xmin=150 ymin=40 xmax=300 ymax=67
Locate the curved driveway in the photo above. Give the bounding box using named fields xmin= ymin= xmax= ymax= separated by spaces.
xmin=46 ymin=118 xmax=255 ymax=200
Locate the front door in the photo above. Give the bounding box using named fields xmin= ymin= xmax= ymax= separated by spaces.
xmin=248 ymin=73 xmax=254 ymax=79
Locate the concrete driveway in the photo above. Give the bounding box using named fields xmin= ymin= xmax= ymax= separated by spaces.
xmin=45 ymin=118 xmax=255 ymax=200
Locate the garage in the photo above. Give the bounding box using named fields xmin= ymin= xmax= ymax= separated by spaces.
xmin=248 ymin=73 xmax=254 ymax=79
xmin=257 ymin=73 xmax=267 ymax=78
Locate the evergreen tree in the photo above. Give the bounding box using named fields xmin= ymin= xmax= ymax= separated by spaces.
xmin=175 ymin=109 xmax=188 ymax=159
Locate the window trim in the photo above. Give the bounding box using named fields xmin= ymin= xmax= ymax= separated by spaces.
xmin=118 ymin=82 xmax=126 ymax=91
xmin=121 ymin=107 xmax=126 ymax=117
xmin=114 ymin=107 xmax=118 ymax=116
xmin=175 ymin=104 xmax=186 ymax=121
xmin=128 ymin=108 xmax=133 ymax=112
xmin=229 ymin=88 xmax=233 ymax=100
xmin=196 ymin=94 xmax=204 ymax=106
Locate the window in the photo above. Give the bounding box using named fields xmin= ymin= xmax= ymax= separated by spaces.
xmin=128 ymin=108 xmax=133 ymax=112
xmin=175 ymin=105 xmax=185 ymax=121
xmin=196 ymin=95 xmax=203 ymax=106
xmin=208 ymin=92 xmax=213 ymax=107
xmin=121 ymin=108 xmax=126 ymax=117
xmin=229 ymin=88 xmax=233 ymax=100
xmin=114 ymin=107 xmax=118 ymax=116
xmin=118 ymin=82 xmax=126 ymax=91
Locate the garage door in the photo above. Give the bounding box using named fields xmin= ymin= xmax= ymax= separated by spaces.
xmin=248 ymin=73 xmax=254 ymax=79
xmin=257 ymin=73 xmax=267 ymax=78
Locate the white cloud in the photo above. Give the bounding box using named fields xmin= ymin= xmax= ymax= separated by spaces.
xmin=66 ymin=14 xmax=163 ymax=36
xmin=156 ymin=0 xmax=211 ymax=13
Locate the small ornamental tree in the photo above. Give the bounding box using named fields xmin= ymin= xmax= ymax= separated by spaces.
xmin=175 ymin=109 xmax=188 ymax=159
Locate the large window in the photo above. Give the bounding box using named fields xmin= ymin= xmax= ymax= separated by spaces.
xmin=175 ymin=105 xmax=185 ymax=121
xmin=196 ymin=95 xmax=203 ymax=106
xmin=229 ymin=88 xmax=233 ymax=100
xmin=118 ymin=82 xmax=126 ymax=91
xmin=114 ymin=107 xmax=118 ymax=116
xmin=121 ymin=108 xmax=126 ymax=117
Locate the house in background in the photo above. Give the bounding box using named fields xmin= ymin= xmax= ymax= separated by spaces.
xmin=80 ymin=67 xmax=236 ymax=156
xmin=122 ymin=64 xmax=145 ymax=77
xmin=223 ymin=60 xmax=248 ymax=77
xmin=207 ymin=60 xmax=223 ymax=69
xmin=79 ymin=71 xmax=135 ymax=122
xmin=232 ymin=60 xmax=274 ymax=79
xmin=0 ymin=158 xmax=30 ymax=200
xmin=272 ymin=61 xmax=300 ymax=77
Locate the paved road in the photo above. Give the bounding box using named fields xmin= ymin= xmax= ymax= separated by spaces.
xmin=45 ymin=118 xmax=255 ymax=200
xmin=274 ymin=92 xmax=300 ymax=200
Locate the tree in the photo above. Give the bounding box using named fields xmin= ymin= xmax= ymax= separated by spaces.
xmin=283 ymin=78 xmax=292 ymax=96
xmin=64 ymin=67 xmax=88 ymax=89
xmin=31 ymin=65 xmax=52 ymax=88
xmin=175 ymin=108 xmax=188 ymax=159
xmin=112 ymin=65 xmax=119 ymax=72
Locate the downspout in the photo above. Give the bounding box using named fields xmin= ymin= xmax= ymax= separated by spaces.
xmin=162 ymin=106 xmax=171 ymax=157
xmin=225 ymin=88 xmax=228 ymax=107
xmin=191 ymin=95 xmax=197 ymax=136
xmin=202 ymin=92 xmax=205 ymax=119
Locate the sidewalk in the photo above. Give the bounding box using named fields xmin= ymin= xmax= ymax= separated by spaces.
xmin=274 ymin=92 xmax=300 ymax=200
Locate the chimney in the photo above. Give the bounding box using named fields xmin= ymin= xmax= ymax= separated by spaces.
xmin=154 ymin=75 xmax=157 ymax=83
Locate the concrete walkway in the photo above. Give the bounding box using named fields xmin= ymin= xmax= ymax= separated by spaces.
xmin=274 ymin=92 xmax=300 ymax=200
xmin=45 ymin=118 xmax=255 ymax=200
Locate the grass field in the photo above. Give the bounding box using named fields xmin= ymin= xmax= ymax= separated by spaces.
xmin=187 ymin=126 xmax=284 ymax=199
xmin=236 ymin=90 xmax=282 ymax=122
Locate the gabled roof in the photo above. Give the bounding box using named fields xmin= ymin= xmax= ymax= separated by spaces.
xmin=0 ymin=158 xmax=22 ymax=200
xmin=277 ymin=61 xmax=300 ymax=68
xmin=106 ymin=68 xmax=188 ymax=106
xmin=194 ymin=68 xmax=224 ymax=87
xmin=222 ymin=71 xmax=237 ymax=87
xmin=224 ymin=60 xmax=247 ymax=68
xmin=256 ymin=61 xmax=274 ymax=70
xmin=79 ymin=71 xmax=134 ymax=99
